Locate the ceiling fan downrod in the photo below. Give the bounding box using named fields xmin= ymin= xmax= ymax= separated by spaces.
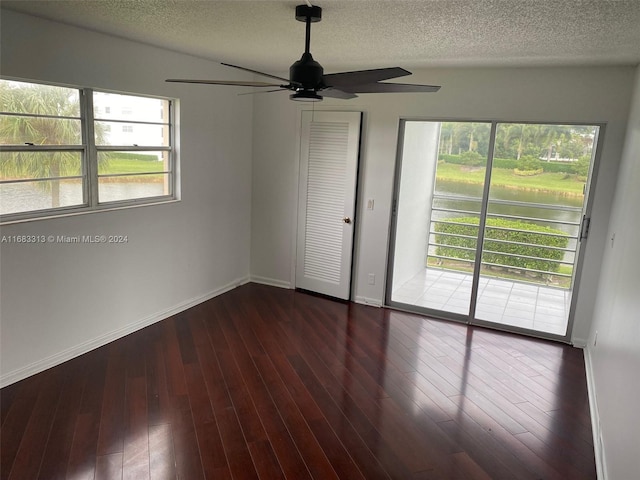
xmin=290 ymin=5 xmax=325 ymax=101
xmin=296 ymin=4 xmax=320 ymax=53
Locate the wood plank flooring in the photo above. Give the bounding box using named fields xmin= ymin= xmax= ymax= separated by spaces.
xmin=1 ymin=283 xmax=596 ymax=479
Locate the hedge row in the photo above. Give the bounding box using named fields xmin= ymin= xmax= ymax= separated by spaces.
xmin=439 ymin=155 xmax=523 ymax=170
xmin=514 ymin=168 xmax=544 ymax=176
xmin=439 ymin=153 xmax=483 ymax=165
xmin=439 ymin=154 xmax=582 ymax=174
xmin=434 ymin=217 xmax=569 ymax=273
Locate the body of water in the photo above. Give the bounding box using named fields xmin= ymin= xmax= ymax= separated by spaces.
xmin=0 ymin=182 xmax=164 ymax=215
xmin=433 ymin=179 xmax=584 ymax=234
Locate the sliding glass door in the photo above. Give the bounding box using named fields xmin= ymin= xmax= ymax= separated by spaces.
xmin=387 ymin=120 xmax=600 ymax=341
xmin=390 ymin=121 xmax=490 ymax=319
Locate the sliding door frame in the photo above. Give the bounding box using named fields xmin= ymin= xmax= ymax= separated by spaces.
xmin=386 ymin=117 xmax=606 ymax=344
xmin=467 ymin=122 xmax=497 ymax=321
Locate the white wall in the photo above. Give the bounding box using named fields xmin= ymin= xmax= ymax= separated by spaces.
xmin=249 ymin=92 xmax=300 ymax=288
xmin=250 ymin=65 xmax=635 ymax=344
xmin=392 ymin=121 xmax=439 ymax=289
xmin=586 ymin=65 xmax=640 ymax=480
xmin=0 ymin=10 xmax=253 ymax=386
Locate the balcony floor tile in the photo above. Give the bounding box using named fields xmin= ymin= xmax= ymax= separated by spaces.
xmin=392 ymin=266 xmax=569 ymax=337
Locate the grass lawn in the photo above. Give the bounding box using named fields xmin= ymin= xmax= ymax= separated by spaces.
xmin=435 ymin=163 xmax=585 ymax=195
xmin=99 ymin=157 xmax=165 ymax=175
xmin=1 ymin=156 xmax=165 ymax=180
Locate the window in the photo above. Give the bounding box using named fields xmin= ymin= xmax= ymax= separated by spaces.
xmin=93 ymin=91 xmax=172 ymax=204
xmin=0 ymin=79 xmax=177 ymax=222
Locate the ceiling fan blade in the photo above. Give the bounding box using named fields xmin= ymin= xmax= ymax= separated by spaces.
xmin=221 ymin=62 xmax=296 ymax=84
xmin=165 ymin=79 xmax=284 ymax=87
xmin=320 ymin=88 xmax=358 ymax=100
xmin=238 ymin=88 xmax=290 ymax=96
xmin=322 ymin=67 xmax=411 ymax=87
xmin=340 ymin=83 xmax=441 ymax=94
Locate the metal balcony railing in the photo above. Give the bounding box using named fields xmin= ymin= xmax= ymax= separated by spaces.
xmin=427 ymin=193 xmax=582 ymax=286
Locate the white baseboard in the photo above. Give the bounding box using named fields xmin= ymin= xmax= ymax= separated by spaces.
xmin=584 ymin=347 xmax=607 ymax=480
xmin=249 ymin=275 xmax=292 ymax=289
xmin=354 ymin=296 xmax=383 ymax=307
xmin=0 ymin=275 xmax=250 ymax=388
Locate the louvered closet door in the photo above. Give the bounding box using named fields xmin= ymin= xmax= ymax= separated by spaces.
xmin=296 ymin=111 xmax=362 ymax=299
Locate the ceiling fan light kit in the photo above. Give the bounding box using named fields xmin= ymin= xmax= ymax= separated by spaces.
xmin=166 ymin=4 xmax=440 ymax=101
xmin=290 ymin=89 xmax=324 ymax=102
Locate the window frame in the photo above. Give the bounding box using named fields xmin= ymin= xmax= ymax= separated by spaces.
xmin=0 ymin=78 xmax=178 ymax=224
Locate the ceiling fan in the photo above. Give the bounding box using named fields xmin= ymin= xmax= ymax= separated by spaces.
xmin=166 ymin=4 xmax=440 ymax=101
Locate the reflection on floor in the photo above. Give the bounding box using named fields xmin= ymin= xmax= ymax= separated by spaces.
xmin=392 ymin=268 xmax=571 ymax=336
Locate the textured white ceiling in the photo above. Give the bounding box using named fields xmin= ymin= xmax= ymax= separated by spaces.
xmin=3 ymin=0 xmax=640 ymax=73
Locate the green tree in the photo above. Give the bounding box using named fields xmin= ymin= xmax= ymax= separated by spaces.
xmin=444 ymin=122 xmax=490 ymax=155
xmin=514 ymin=124 xmax=533 ymax=160
xmin=469 ymin=122 xmax=490 ymax=156
xmin=496 ymin=123 xmax=539 ymax=160
xmin=495 ymin=123 xmax=515 ymax=158
xmin=439 ymin=122 xmax=455 ymax=155
xmin=575 ymin=155 xmax=591 ymax=178
xmin=0 ymin=81 xmax=107 ymax=207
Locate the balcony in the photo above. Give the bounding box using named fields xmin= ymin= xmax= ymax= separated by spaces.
xmin=391 ymin=193 xmax=582 ymax=337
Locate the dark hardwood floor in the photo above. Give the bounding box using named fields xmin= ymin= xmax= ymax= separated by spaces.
xmin=1 ymin=283 xmax=596 ymax=479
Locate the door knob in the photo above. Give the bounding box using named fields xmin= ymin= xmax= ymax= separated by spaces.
xmin=343 ymin=217 xmax=352 ymax=224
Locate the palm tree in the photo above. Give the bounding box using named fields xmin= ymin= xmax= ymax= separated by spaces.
xmin=470 ymin=123 xmax=490 ymax=156
xmin=439 ymin=122 xmax=455 ymax=155
xmin=539 ymin=125 xmax=572 ymax=162
xmin=500 ymin=123 xmax=539 ymax=160
xmin=512 ymin=124 xmax=528 ymax=160
xmin=0 ymin=81 xmax=87 ymax=207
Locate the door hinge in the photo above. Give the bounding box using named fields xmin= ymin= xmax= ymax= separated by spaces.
xmin=580 ymin=216 xmax=591 ymax=240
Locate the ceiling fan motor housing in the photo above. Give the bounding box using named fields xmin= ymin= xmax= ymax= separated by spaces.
xmin=290 ymin=52 xmax=324 ymax=91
